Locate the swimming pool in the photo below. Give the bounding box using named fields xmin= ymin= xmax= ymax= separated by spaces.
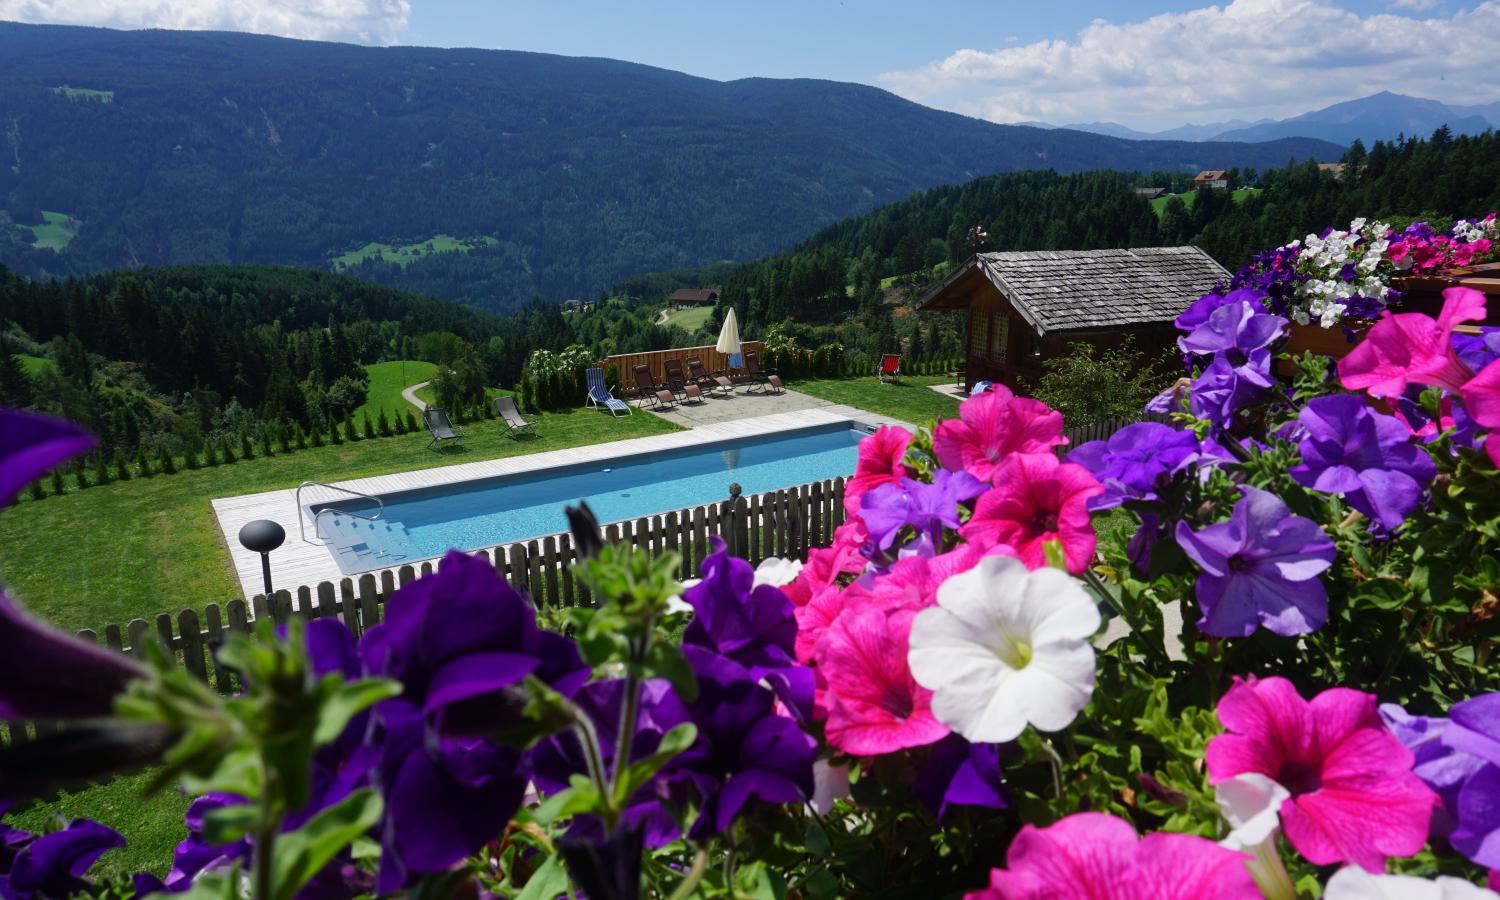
xmin=310 ymin=422 xmax=868 ymax=574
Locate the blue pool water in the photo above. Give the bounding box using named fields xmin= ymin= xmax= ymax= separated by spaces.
xmin=311 ymin=423 xmax=867 ymax=574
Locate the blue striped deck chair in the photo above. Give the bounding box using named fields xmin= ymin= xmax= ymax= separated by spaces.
xmin=970 ymin=380 xmax=995 ymax=396
xmin=585 ymin=367 xmax=632 ymax=417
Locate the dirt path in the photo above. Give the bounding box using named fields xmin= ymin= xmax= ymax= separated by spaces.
xmin=402 ymin=380 xmax=431 ymax=411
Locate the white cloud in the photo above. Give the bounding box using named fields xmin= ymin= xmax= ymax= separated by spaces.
xmin=878 ymin=0 xmax=1500 ymax=131
xmin=1389 ymin=0 xmax=1439 ymax=10
xmin=0 ymin=0 xmax=412 ymax=45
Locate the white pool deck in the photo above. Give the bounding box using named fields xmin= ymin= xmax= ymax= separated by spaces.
xmin=211 ymin=404 xmax=912 ymax=600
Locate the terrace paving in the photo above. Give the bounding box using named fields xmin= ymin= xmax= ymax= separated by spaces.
xmin=637 ymin=385 xmax=916 ymax=431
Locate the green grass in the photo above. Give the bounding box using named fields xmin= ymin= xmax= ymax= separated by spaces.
xmin=414 ymin=383 xmax=508 ymax=408
xmin=329 ymin=234 xmax=498 ymax=271
xmin=18 ymin=354 xmax=56 ymax=379
xmin=19 ymin=211 xmax=80 ymax=251
xmin=6 ymin=770 xmax=191 ymax=880
xmin=0 ymin=409 xmax=678 ymax=634
xmin=659 ymin=305 xmax=714 ymax=333
xmin=50 ymin=86 xmax=113 ymax=103
xmin=1150 ymin=187 xmax=1260 ymax=216
xmin=355 ymin=360 xmax=436 ymax=424
xmin=792 ymin=373 xmax=959 ymax=427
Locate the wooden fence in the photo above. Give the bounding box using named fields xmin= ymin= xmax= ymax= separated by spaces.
xmin=599 ymin=341 xmax=765 ymax=385
xmin=0 ymin=475 xmax=848 ymax=746
xmin=1060 ymin=412 xmax=1170 ymax=447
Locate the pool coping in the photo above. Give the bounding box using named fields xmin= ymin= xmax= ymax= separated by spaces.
xmin=210 ymin=405 xmax=909 ymax=600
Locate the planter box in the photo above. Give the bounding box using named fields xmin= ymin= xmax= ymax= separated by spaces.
xmin=1283 ymin=321 xmax=1365 ymax=359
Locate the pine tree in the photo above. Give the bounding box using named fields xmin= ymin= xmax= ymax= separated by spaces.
xmin=184 ymin=446 xmax=200 ymax=469
xmin=74 ymin=461 xmax=88 ymax=491
xmin=0 ymin=347 xmax=34 ymax=408
xmin=362 ymin=412 xmax=376 ymax=440
xmin=343 ymin=415 xmax=358 ymax=442
xmin=404 ymin=411 xmax=419 ymax=433
xmin=221 ymin=435 xmax=236 ymax=463
xmin=277 ymin=424 xmax=291 ymax=455
xmin=328 ymin=415 xmax=342 ymax=445
xmin=94 ymin=453 xmax=111 ymax=485
xmin=49 ymin=468 xmax=64 ymax=496
xmin=134 ymin=442 xmax=152 ymax=478
xmin=294 ymin=422 xmax=307 ymax=450
xmin=310 ymin=421 xmax=325 ymax=447
xmin=114 ymin=451 xmax=131 ymax=482
xmin=377 ymin=409 xmax=392 ymax=437
xmin=28 ymin=479 xmax=45 ymax=500
xmin=158 ymin=443 xmax=177 ymax=475
xmin=241 ymin=431 xmax=255 ymax=460
xmin=260 ymin=427 xmax=273 ymax=458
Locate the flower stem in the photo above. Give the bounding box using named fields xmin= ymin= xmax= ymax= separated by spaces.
xmin=665 ymin=847 xmax=708 ymax=900
xmin=610 ymin=636 xmax=647 ymax=805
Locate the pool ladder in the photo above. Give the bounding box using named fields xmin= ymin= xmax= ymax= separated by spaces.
xmin=297 ymin=481 xmax=386 ymax=544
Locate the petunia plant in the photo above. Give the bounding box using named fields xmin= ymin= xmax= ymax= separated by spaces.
xmin=3 ymin=264 xmax=1500 ymax=897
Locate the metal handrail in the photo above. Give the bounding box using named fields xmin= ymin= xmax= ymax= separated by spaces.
xmin=296 ymin=481 xmax=385 ymax=543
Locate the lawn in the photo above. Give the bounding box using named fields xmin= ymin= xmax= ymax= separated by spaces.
xmin=355 ymin=360 xmax=436 ymax=424
xmin=329 ymin=234 xmax=498 ymax=271
xmin=18 ymin=354 xmax=56 ymax=378
xmin=660 ymin=305 xmax=714 ymax=333
xmin=0 ymin=407 xmax=678 ymax=634
xmin=792 ymin=373 xmax=960 ymax=427
xmin=414 ymin=382 xmax=508 ymax=408
xmin=1150 ymin=187 xmax=1260 ymax=216
xmin=20 ymin=211 xmax=80 ymax=251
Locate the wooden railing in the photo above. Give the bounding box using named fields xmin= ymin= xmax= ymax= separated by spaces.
xmin=0 ymin=475 xmax=846 ymax=745
xmin=599 ymin=341 xmax=765 ymax=384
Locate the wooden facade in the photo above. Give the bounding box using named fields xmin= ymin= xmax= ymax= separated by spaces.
xmin=598 ymin=340 xmax=765 ymax=384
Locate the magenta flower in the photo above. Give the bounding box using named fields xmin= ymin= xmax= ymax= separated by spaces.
xmin=1338 ymin=286 xmax=1489 ymax=398
xmin=1174 ymin=487 xmax=1335 ymax=637
xmin=784 ymin=518 xmax=868 ymax=608
xmin=933 ymin=390 xmax=1066 ymax=483
xmin=960 ymin=453 xmax=1103 ymax=575
xmin=1206 ymin=676 xmax=1438 ymax=872
xmin=844 ymin=426 xmax=913 ymax=515
xmin=817 ymin=606 xmax=948 ymax=756
xmin=964 ymin=812 xmax=1259 ymax=899
xmin=1459 ymin=358 xmax=1500 ymax=468
xmin=0 ymin=408 xmax=95 ymax=509
xmin=1289 ymin=395 xmax=1436 ymax=530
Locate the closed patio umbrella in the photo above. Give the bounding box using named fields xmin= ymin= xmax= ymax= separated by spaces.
xmin=716 ymin=308 xmax=743 ymax=368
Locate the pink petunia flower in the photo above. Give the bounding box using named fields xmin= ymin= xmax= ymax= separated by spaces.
xmin=934 ymin=390 xmax=1068 ymax=483
xmin=844 ymin=426 xmax=913 ymax=515
xmin=818 ymin=606 xmax=948 ymax=755
xmin=784 ymin=518 xmax=868 ymax=607
xmin=1205 ymin=676 xmax=1438 ymax=872
xmin=794 ymin=585 xmax=848 ymax=664
xmin=1338 ymin=286 xmax=1489 ymax=398
xmin=964 ymin=812 xmax=1260 ymax=900
xmin=960 ymin=453 xmax=1103 ymax=574
xmin=1459 ymin=358 xmax=1500 ymax=468
xmin=842 ymin=542 xmax=1016 ymax=616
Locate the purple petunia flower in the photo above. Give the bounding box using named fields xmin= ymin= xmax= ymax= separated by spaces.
xmin=1066 ymin=423 xmax=1201 ymax=511
xmin=1174 ymin=487 xmax=1336 ymax=637
xmin=859 ymin=469 xmax=985 ymax=556
xmin=1379 ymin=703 xmax=1487 ymax=840
xmin=1289 ymin=395 xmax=1436 ymax=530
xmin=912 ymin=734 xmax=1007 ymax=822
xmin=0 ymin=409 xmax=95 ymax=509
xmin=1382 ymin=694 xmax=1500 ymax=868
xmin=1453 ymin=327 xmax=1500 ymax=374
xmin=680 ymin=646 xmax=815 ymax=840
xmin=0 ymin=594 xmax=146 ymax=723
xmin=1175 ymin=289 xmax=1268 ymax=333
xmin=682 ymin=539 xmax=814 ymax=722
xmin=1180 ymin=300 xmax=1285 ymax=428
xmin=2 ymin=820 xmax=123 ymax=900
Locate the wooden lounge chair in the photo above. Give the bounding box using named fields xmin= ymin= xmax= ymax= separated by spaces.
xmin=585 ymin=367 xmax=632 ymax=417
xmin=950 ymin=363 xmax=967 ymax=388
xmin=632 ymin=364 xmax=677 ymax=410
xmin=686 ymin=357 xmax=733 ymax=396
xmin=423 ymin=408 xmax=464 ymax=449
xmin=739 ymin=350 xmax=784 ymax=393
xmin=878 ymin=353 xmax=902 ymax=384
xmin=663 ymin=358 xmax=690 ymax=397
xmin=493 ymin=395 xmax=536 ymax=436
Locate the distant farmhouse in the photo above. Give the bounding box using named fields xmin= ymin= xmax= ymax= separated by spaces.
xmin=1318 ymin=162 xmax=1347 ymax=179
xmin=670 ymin=288 xmax=719 ymax=309
xmin=1134 ymin=187 xmax=1168 ymax=200
xmin=1194 ymin=170 xmax=1229 ymax=189
xmin=917 ymin=248 xmax=1230 ymax=392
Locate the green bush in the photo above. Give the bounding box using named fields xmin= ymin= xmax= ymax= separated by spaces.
xmin=361 ymin=412 xmax=376 ymax=440
xmin=113 ymin=451 xmax=131 ymax=481
xmin=134 ymin=442 xmax=152 ymax=478
xmin=241 ymin=431 xmax=255 ymax=460
xmin=158 ymin=443 xmax=177 ymax=475
xmin=50 ymin=468 xmax=65 ymax=496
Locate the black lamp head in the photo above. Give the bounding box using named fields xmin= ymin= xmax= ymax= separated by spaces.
xmin=238 ymin=519 xmax=286 ymax=554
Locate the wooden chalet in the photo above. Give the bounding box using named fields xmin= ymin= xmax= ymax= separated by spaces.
xmin=916 ymin=248 xmax=1230 ymax=391
xmin=670 ymin=288 xmax=720 ymax=309
xmin=1194 ymin=170 xmax=1229 ymax=189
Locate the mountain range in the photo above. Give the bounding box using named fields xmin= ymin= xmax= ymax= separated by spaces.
xmin=0 ymin=22 xmax=1341 ymax=314
xmin=1054 ymin=92 xmax=1499 ymax=146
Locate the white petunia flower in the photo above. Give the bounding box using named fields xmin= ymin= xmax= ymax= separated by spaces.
xmin=907 ymin=556 xmax=1099 ymax=743
xmin=1324 ymin=866 xmax=1499 ymax=899
xmin=808 ymin=759 xmax=851 ymax=815
xmin=753 ymin=556 xmax=803 ymax=588
xmin=1217 ymin=773 xmax=1296 ymax=900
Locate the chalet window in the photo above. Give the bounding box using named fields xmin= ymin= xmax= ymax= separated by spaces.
xmin=989 ymin=315 xmax=1008 ymax=363
xmin=1029 ymin=333 xmax=1043 ymax=357
xmin=969 ymin=308 xmax=991 ymax=360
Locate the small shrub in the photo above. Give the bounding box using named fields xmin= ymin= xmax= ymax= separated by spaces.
xmin=93 ymin=453 xmax=111 ymax=485
xmin=158 ymin=443 xmax=177 ymax=475
xmin=362 ymin=412 xmax=376 ymax=441
xmin=184 ymin=445 xmax=200 ymax=469
xmin=221 ymin=435 xmax=236 ymax=463
xmin=377 ymin=409 xmax=392 ymax=437
xmin=328 ymin=416 xmax=342 ymax=445
xmin=294 ymin=422 xmax=307 ymax=450
xmin=28 ymin=479 xmax=45 ymax=500
xmin=50 ymin=468 xmax=65 ymax=496
xmin=259 ymin=428 xmax=274 ymax=458
xmin=310 ymin=422 xmax=325 ymax=448
xmin=241 ymin=432 xmax=255 ymax=460
xmin=204 ymin=440 xmax=220 ymax=466
xmin=277 ymin=424 xmax=291 ymax=455
xmin=74 ymin=461 xmax=88 ymax=490
xmin=113 ymin=451 xmax=131 ymax=481
xmin=343 ymin=415 xmax=358 ymax=442
xmin=134 ymin=442 xmax=152 ymax=478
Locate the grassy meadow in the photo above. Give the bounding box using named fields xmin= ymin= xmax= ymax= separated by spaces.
xmin=329 ymin=234 xmax=499 ymax=271
xmin=354 ymin=360 xmax=437 ymax=423
xmin=20 ymin=211 xmax=80 ymax=251
xmin=1150 ymin=187 xmax=1261 ymax=216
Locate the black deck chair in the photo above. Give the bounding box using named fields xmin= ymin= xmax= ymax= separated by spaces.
xmin=423 ymin=408 xmax=464 ymax=449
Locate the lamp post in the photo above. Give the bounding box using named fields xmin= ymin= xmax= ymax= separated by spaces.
xmin=239 ymin=519 xmax=286 ymax=597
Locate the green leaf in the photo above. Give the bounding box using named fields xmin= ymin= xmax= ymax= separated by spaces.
xmin=643 ymin=642 xmax=698 ymax=703
xmin=531 ymin=775 xmax=603 ymax=826
xmin=200 ymin=803 xmax=261 ymax=846
xmin=515 ymin=852 xmax=569 ymax=900
xmin=1042 ymin=539 xmax=1067 ymax=571
xmin=314 ymin=677 xmax=402 ymax=744
xmin=613 ymin=723 xmax=697 ymax=809
xmin=271 ymin=789 xmax=384 ymax=900
xmin=167 ymin=868 xmax=240 ymax=900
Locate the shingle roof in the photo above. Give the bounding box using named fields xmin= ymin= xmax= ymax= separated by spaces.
xmin=669 ymin=288 xmax=719 ymax=303
xmin=919 ymin=247 xmax=1229 ymax=335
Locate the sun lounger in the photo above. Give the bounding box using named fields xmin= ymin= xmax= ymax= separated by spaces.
xmin=663 ymin=358 xmax=690 ymax=397
xmin=686 ymin=357 xmax=733 ymax=396
xmin=878 ymin=353 xmax=901 ymax=384
xmin=632 ymin=364 xmax=677 ymax=410
xmin=423 ymin=408 xmax=464 ymax=448
xmin=585 ymin=367 xmax=632 ymax=417
xmin=739 ymin=350 xmax=784 ymax=393
xmin=493 ymin=395 xmax=536 ymax=436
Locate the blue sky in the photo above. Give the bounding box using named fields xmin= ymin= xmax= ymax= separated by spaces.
xmin=5 ymin=0 xmax=1499 ymax=130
